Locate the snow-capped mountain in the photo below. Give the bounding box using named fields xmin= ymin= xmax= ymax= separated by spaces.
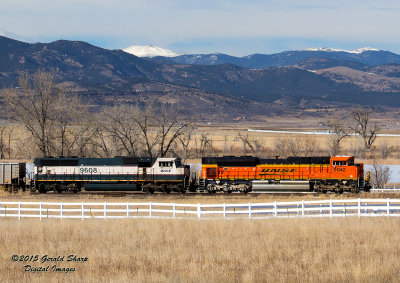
xmin=152 ymin=47 xmax=399 ymax=68
xmin=123 ymin=45 xmax=183 ymax=57
xmin=302 ymin=47 xmax=380 ymax=54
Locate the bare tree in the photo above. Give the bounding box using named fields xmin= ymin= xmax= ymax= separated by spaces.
xmin=351 ymin=107 xmax=380 ymax=150
xmin=101 ymin=105 xmax=143 ymax=156
xmin=273 ymin=135 xmax=320 ymax=157
xmin=237 ymin=131 xmax=263 ymax=155
xmin=273 ymin=135 xmax=287 ymax=157
xmin=0 ymin=125 xmax=14 ymax=159
xmin=193 ymin=132 xmax=213 ymax=157
xmin=132 ymin=106 xmax=159 ymax=157
xmin=379 ymin=140 xmax=389 ymax=160
xmin=371 ymin=163 xmax=390 ymax=188
xmin=94 ymin=104 xmax=192 ymax=158
xmin=300 ymin=135 xmax=320 ymax=156
xmin=52 ymin=94 xmax=91 ymax=156
xmin=5 ymin=71 xmax=64 ymax=156
xmin=177 ymin=127 xmax=195 ymax=162
xmin=325 ymin=119 xmax=349 ymax=156
xmin=153 ymin=106 xmax=191 ymax=157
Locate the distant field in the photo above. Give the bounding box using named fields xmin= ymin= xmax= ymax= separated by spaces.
xmin=1 ymin=217 xmax=400 ymax=282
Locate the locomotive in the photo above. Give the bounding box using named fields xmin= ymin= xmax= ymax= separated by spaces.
xmin=200 ymin=156 xmax=371 ymax=194
xmin=32 ymin=156 xmax=190 ymax=193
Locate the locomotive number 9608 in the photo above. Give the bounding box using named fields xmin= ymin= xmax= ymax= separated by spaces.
xmin=79 ymin=168 xmax=98 ymax=174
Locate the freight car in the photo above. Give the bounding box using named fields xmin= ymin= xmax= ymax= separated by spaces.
xmin=200 ymin=156 xmax=371 ymax=194
xmin=0 ymin=163 xmax=26 ymax=192
xmin=32 ymin=156 xmax=190 ymax=193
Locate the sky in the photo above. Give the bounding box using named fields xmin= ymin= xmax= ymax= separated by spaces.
xmin=1 ymin=0 xmax=400 ymax=56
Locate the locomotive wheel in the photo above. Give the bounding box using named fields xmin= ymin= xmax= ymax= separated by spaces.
xmin=38 ymin=184 xmax=47 ymax=194
xmin=55 ymin=185 xmax=62 ymax=194
xmin=163 ymin=185 xmax=171 ymax=194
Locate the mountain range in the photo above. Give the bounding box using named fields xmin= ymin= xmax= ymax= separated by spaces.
xmin=1 ymin=36 xmax=400 ymax=121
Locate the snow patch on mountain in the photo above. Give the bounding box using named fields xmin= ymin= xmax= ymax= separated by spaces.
xmin=123 ymin=45 xmax=183 ymax=57
xmin=303 ymin=47 xmax=380 ymax=54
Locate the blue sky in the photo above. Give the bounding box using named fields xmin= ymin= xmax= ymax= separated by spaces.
xmin=1 ymin=0 xmax=400 ymax=56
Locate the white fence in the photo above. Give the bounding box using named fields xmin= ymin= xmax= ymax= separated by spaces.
xmin=1 ymin=199 xmax=400 ymax=220
xmin=371 ymin=185 xmax=400 ymax=192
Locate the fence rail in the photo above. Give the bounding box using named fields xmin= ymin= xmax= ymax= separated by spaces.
xmin=1 ymin=199 xmax=400 ymax=220
xmin=371 ymin=185 xmax=400 ymax=192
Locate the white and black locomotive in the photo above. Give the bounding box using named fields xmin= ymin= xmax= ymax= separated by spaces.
xmin=32 ymin=156 xmax=190 ymax=193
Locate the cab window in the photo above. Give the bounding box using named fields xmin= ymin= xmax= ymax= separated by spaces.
xmin=159 ymin=161 xmax=173 ymax=167
xmin=333 ymin=161 xmax=347 ymax=166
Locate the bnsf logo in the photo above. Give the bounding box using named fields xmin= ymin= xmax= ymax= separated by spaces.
xmin=261 ymin=169 xmax=295 ymax=173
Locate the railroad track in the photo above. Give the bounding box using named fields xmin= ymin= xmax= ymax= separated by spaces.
xmin=23 ymin=190 xmax=319 ymax=199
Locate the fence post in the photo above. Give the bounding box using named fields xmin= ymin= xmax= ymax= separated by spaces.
xmin=40 ymin=202 xmax=42 ymax=221
xmin=82 ymin=202 xmax=84 ymax=220
xmin=149 ymin=202 xmax=152 ymax=217
xmin=358 ymin=198 xmax=361 ymax=218
xmin=18 ymin=201 xmax=21 ymax=220
xmin=330 ymin=199 xmax=333 ymax=218
xmin=301 ymin=200 xmax=305 ymax=217
xmin=223 ymin=203 xmax=226 ymax=218
xmin=61 ymin=202 xmax=63 ymax=220
xmin=248 ymin=203 xmax=252 ymax=219
xmin=104 ymin=202 xmax=107 ymax=219
xmin=274 ymin=201 xmax=278 ymax=217
xmin=387 ymin=198 xmax=391 ymax=216
xmin=173 ymin=203 xmax=176 ymax=218
xmin=197 ymin=203 xmax=202 ymax=219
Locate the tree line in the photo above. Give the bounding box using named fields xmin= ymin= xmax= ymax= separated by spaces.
xmin=4 ymin=71 xmax=193 ymax=159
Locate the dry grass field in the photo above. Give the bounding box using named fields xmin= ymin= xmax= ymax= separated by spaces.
xmin=1 ymin=217 xmax=400 ymax=282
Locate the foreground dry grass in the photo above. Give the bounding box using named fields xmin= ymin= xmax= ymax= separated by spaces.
xmin=1 ymin=217 xmax=400 ymax=282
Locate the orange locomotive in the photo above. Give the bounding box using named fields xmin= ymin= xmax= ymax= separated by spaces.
xmin=200 ymin=156 xmax=371 ymax=193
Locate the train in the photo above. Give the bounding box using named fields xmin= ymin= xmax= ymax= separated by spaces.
xmin=1 ymin=155 xmax=371 ymax=194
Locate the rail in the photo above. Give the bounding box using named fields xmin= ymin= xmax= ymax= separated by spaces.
xmin=1 ymin=199 xmax=400 ymax=220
